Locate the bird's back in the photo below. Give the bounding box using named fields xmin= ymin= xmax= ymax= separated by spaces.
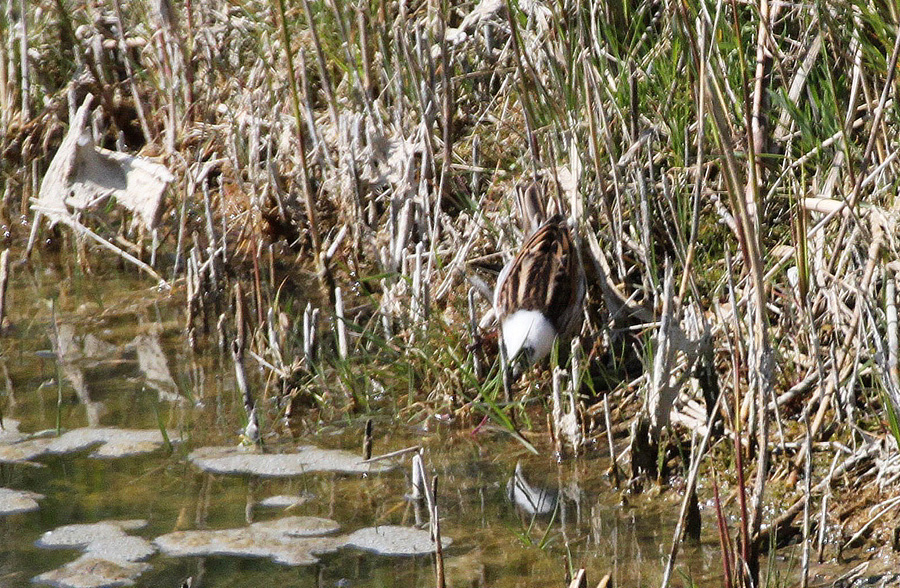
xmin=494 ymin=214 xmax=584 ymax=337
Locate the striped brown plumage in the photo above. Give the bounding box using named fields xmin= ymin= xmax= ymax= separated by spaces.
xmin=494 ymin=214 xmax=585 ymax=345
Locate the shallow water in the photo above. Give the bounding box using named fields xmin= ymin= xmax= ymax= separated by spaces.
xmin=0 ymin=263 xmax=732 ymax=588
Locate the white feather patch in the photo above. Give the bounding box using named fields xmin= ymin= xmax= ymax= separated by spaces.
xmin=501 ymin=310 xmax=557 ymax=364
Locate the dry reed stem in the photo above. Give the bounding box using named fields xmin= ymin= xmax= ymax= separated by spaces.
xmin=0 ymin=249 xmax=8 ymax=330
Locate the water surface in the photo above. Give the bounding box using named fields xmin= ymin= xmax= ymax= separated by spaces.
xmin=0 ymin=263 xmax=728 ymax=588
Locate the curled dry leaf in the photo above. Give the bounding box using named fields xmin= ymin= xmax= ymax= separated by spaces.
xmin=34 ymin=94 xmax=174 ymax=232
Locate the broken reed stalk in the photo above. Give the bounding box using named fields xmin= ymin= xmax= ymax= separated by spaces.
xmin=603 ymin=392 xmax=620 ymax=488
xmin=363 ymin=418 xmax=373 ymax=460
xmin=551 ymin=367 xmax=564 ymax=458
xmin=410 ymin=451 xmax=425 ymax=499
xmin=431 ymin=475 xmax=445 ymax=588
xmin=272 ymin=0 xmax=330 ymax=299
xmin=0 ymin=249 xmax=9 ymax=330
xmin=185 ymin=250 xmax=199 ymax=350
xmin=362 ymin=444 xmax=421 ymax=464
xmin=18 ymin=0 xmax=28 ymax=121
xmin=431 ymin=0 xmax=452 ymax=246
xmin=232 ymin=283 xmax=260 ymax=446
xmin=31 ymin=210 xmax=169 ymax=287
xmin=887 ymin=271 xmax=899 ymax=395
xmin=413 ymin=452 xmax=436 ymax=536
xmin=303 ymin=303 xmax=319 ymax=369
xmin=201 ymin=177 xmax=220 ymax=287
xmin=49 ymin=299 xmax=65 ymax=435
xmin=334 ymin=287 xmax=348 ymax=360
xmin=566 ymin=569 xmax=586 ymax=588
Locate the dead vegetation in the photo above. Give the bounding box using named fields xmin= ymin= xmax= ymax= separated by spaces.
xmin=3 ymin=0 xmax=900 ymax=585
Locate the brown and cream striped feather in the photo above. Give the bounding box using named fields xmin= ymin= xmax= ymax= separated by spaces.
xmin=493 ymin=214 xmax=585 ymax=338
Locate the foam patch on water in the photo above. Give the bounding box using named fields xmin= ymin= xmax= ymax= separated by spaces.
xmin=344 ymin=525 xmax=450 ymax=556
xmin=34 ymin=557 xmax=150 ymax=588
xmin=258 ymin=494 xmax=311 ymax=508
xmin=34 ymin=520 xmax=154 ymax=588
xmin=0 ymin=425 xmax=176 ymax=464
xmin=0 ymin=487 xmax=44 ymax=514
xmin=188 ymin=445 xmax=396 ymax=477
xmin=45 ymin=428 xmax=174 ymax=458
xmin=0 ymin=418 xmax=25 ymax=443
xmin=0 ymin=437 xmax=54 ymax=464
xmin=154 ymin=516 xmax=342 ymax=565
xmin=154 ymin=517 xmax=450 ymax=566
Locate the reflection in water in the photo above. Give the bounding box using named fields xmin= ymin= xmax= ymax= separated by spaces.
xmin=53 ymin=324 xmax=118 ymax=425
xmin=133 ymin=330 xmax=182 ymax=403
xmin=507 ymin=461 xmax=557 ymax=515
xmin=47 ymin=322 xmax=184 ymax=426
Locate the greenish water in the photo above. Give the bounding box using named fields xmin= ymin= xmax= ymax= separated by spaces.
xmin=0 ymin=263 xmax=729 ymax=588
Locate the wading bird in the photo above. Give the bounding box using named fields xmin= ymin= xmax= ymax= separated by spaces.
xmin=493 ymin=182 xmax=585 ymax=376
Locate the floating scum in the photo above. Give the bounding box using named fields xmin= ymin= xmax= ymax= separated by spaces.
xmin=0 ymin=418 xmax=177 ymax=463
xmin=187 ymin=444 xmax=397 ymax=476
xmin=153 ymin=518 xmax=448 ymax=564
xmin=16 ymin=435 xmax=447 ymax=587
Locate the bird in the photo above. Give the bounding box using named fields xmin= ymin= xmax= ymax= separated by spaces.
xmin=493 ymin=182 xmax=585 ymax=376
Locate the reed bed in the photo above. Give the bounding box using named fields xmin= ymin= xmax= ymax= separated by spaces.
xmin=3 ymin=0 xmax=900 ymax=585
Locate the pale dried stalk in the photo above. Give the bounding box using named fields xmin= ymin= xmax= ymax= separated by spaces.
xmin=0 ymin=2 xmax=9 ymax=136
xmin=745 ymin=0 xmax=783 ymax=224
xmin=431 ymin=0 xmax=452 ymax=248
xmin=232 ymin=284 xmax=260 ymax=447
xmin=432 ymin=475 xmax=445 ymax=588
xmin=646 ymin=262 xmax=677 ymax=439
xmin=0 ymin=249 xmax=8 ymax=329
xmin=302 ymin=303 xmax=319 ymax=367
xmin=888 ymin=271 xmax=900 ymax=393
xmin=334 ymin=287 xmax=348 ymax=360
xmin=18 ymin=0 xmax=28 ymax=121
xmin=32 ymin=207 xmax=168 ymax=286
xmin=362 ymin=444 xmax=421 ymax=464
